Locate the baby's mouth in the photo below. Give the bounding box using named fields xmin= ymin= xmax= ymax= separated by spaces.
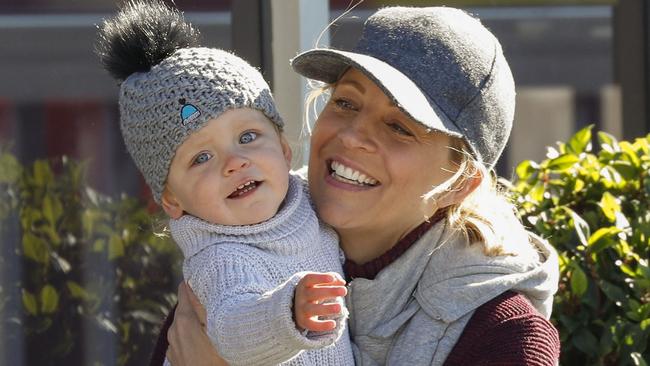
xmin=228 ymin=180 xmax=261 ymax=198
xmin=329 ymin=161 xmax=379 ymax=186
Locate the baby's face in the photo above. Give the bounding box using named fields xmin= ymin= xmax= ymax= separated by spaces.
xmin=162 ymin=108 xmax=292 ymax=225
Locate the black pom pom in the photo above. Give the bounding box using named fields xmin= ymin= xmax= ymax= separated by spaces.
xmin=95 ymin=0 xmax=200 ymax=81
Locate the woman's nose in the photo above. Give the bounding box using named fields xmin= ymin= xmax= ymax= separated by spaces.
xmin=223 ymin=153 xmax=250 ymax=176
xmin=338 ymin=117 xmax=376 ymax=152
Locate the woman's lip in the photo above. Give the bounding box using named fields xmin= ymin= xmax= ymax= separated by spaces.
xmin=324 ymin=158 xmax=379 ymax=191
xmin=324 ymin=172 xmax=374 ymax=191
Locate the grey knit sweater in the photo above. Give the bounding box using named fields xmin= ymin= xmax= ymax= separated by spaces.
xmin=167 ymin=175 xmax=354 ymax=366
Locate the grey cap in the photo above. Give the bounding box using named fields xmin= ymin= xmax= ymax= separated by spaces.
xmin=291 ymin=6 xmax=515 ymax=168
xmin=119 ymin=47 xmax=283 ymax=203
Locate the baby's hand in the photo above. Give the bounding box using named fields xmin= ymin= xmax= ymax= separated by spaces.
xmin=294 ymin=272 xmax=347 ymax=333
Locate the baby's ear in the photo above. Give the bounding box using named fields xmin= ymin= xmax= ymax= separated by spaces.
xmin=161 ymin=188 xmax=184 ymax=219
xmin=280 ymin=136 xmax=292 ymax=166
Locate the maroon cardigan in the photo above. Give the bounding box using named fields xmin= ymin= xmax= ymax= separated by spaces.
xmin=149 ymin=217 xmax=560 ymax=365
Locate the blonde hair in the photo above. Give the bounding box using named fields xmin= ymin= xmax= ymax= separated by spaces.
xmin=438 ymin=139 xmax=532 ymax=258
xmin=303 ymin=84 xmax=535 ymax=259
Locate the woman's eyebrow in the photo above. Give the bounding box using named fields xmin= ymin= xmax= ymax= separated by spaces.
xmin=336 ymin=79 xmax=366 ymax=93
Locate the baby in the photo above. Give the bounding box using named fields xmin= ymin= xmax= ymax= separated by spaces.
xmin=96 ymin=1 xmax=353 ymax=365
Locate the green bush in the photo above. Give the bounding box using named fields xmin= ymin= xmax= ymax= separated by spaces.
xmin=510 ymin=126 xmax=650 ymax=365
xmin=0 ymin=149 xmax=181 ymax=366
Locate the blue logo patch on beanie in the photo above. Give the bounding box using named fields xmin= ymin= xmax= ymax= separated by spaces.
xmin=179 ymin=98 xmax=201 ymax=125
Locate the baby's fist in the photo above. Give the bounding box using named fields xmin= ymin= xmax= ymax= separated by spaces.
xmin=294 ymin=272 xmax=347 ymax=332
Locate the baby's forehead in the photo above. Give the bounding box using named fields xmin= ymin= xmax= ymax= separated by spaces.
xmin=183 ymin=108 xmax=279 ymax=141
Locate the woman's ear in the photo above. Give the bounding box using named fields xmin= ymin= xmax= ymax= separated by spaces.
xmin=437 ymin=168 xmax=483 ymax=208
xmin=280 ymin=136 xmax=293 ymax=167
xmin=161 ymin=187 xmax=184 ymax=219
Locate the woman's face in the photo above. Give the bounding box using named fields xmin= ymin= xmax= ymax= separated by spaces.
xmin=308 ymin=68 xmax=459 ymax=257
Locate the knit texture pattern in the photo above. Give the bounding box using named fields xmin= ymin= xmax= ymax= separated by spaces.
xmin=119 ymin=47 xmax=283 ymax=202
xmin=443 ymin=291 xmax=560 ymax=366
xmin=166 ymin=175 xmax=354 ymax=366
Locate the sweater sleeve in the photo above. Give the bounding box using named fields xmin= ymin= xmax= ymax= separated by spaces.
xmin=443 ymin=292 xmax=560 ymax=366
xmin=186 ymin=247 xmax=340 ymax=366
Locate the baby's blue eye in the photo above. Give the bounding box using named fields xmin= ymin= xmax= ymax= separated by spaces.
xmin=192 ymin=152 xmax=212 ymax=165
xmin=239 ymin=131 xmax=258 ymax=144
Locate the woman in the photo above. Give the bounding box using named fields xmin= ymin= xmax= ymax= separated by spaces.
xmin=158 ymin=6 xmax=560 ymax=366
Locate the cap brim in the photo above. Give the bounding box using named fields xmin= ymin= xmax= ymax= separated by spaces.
xmin=291 ymin=49 xmax=463 ymax=138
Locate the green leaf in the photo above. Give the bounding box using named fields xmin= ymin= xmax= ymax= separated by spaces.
xmin=42 ymin=194 xmax=63 ymax=227
xmin=22 ymin=232 xmax=50 ymax=264
xmin=599 ymin=280 xmax=627 ymax=304
xmin=22 ymin=289 xmax=38 ymax=315
xmin=573 ymin=178 xmax=585 ymax=193
xmin=529 ymin=181 xmax=545 ymax=203
xmin=598 ymin=131 xmax=620 ymax=153
xmin=66 ymin=281 xmax=88 ymax=300
xmin=108 ymin=234 xmax=125 ymax=260
xmin=611 ymin=160 xmax=638 ymax=180
xmin=0 ymin=153 xmax=22 ymax=183
xmin=567 ymin=125 xmax=593 ymax=154
xmin=572 ymin=327 xmax=599 ymax=355
xmin=96 ymin=315 xmax=118 ymax=333
xmin=571 ymin=264 xmax=589 ymax=297
xmin=620 ymin=141 xmax=642 ymax=167
xmin=600 ymin=166 xmax=624 ymax=188
xmin=599 ymin=192 xmax=621 ymax=222
xmin=587 ymin=227 xmax=621 ymax=253
xmin=641 ymin=319 xmax=650 ymax=331
xmin=631 ymin=352 xmax=648 ymax=366
xmin=40 ymin=285 xmax=59 ymax=314
xmin=516 ymin=160 xmax=537 ymax=180
xmin=33 ymin=160 xmax=53 ymax=187
xmin=93 ymin=238 xmax=106 ymax=252
xmin=547 ymin=154 xmax=580 ymax=172
xmin=563 ymin=207 xmax=591 ymax=247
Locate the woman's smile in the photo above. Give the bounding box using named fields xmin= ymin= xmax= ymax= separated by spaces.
xmin=327 ymin=159 xmax=379 ymax=188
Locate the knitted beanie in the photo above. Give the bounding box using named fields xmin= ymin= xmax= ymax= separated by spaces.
xmin=96 ymin=1 xmax=283 ymax=202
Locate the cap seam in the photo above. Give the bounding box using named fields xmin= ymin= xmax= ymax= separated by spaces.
xmin=451 ymin=40 xmax=498 ymax=123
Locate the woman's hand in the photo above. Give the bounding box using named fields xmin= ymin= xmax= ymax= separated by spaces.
xmin=166 ymin=282 xmax=228 ymax=366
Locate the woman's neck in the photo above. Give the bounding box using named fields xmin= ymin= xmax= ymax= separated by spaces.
xmin=338 ymin=225 xmax=417 ymax=265
xmin=339 ymin=209 xmax=448 ymax=266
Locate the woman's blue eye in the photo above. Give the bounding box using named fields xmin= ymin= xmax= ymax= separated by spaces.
xmin=193 ymin=152 xmax=212 ymax=165
xmin=333 ymin=98 xmax=355 ymax=110
xmin=239 ymin=131 xmax=258 ymax=144
xmin=388 ymin=122 xmax=413 ymax=136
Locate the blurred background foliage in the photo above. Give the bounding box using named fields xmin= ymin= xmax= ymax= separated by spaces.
xmin=0 ymin=147 xmax=180 ymax=366
xmin=511 ymin=126 xmax=650 ymax=365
